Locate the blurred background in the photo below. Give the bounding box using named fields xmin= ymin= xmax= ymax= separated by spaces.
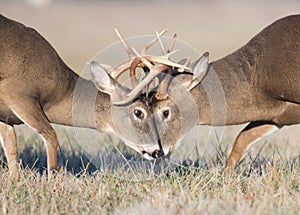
xmin=2 ymin=0 xmax=300 ymax=71
xmin=1 ymin=0 xmax=299 ymax=171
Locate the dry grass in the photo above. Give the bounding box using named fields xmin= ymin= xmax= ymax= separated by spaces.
xmin=1 ymin=124 xmax=300 ymax=214
xmin=1 ymin=134 xmax=300 ymax=214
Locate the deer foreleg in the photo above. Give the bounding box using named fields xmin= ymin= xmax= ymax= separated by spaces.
xmin=2 ymin=95 xmax=58 ymax=173
xmin=225 ymin=121 xmax=282 ymax=172
xmin=0 ymin=122 xmax=19 ymax=178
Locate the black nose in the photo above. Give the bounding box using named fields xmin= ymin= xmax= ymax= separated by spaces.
xmin=151 ymin=149 xmax=164 ymax=158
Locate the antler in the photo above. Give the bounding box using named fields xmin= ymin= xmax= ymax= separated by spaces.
xmin=114 ymin=53 xmax=190 ymax=105
xmin=167 ymin=33 xmax=177 ymax=53
xmin=128 ymin=47 xmax=189 ymax=91
xmin=114 ymin=64 xmax=169 ymax=105
xmin=114 ymin=28 xmax=135 ymax=59
xmin=141 ymin=28 xmax=169 ymax=55
xmin=110 ymin=28 xmax=169 ymax=79
xmin=156 ymin=33 xmax=178 ymax=94
xmin=108 ymin=29 xmax=191 ymax=105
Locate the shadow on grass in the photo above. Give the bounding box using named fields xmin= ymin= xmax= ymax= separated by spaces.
xmin=0 ymin=142 xmax=98 ymax=176
xmin=1 ymin=132 xmax=299 ymax=178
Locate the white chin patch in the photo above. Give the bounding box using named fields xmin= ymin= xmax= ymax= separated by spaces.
xmin=142 ymin=153 xmax=155 ymax=160
xmin=163 ymin=147 xmax=171 ymax=156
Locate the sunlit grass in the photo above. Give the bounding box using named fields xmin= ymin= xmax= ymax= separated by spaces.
xmin=0 ymin=126 xmax=299 ymax=214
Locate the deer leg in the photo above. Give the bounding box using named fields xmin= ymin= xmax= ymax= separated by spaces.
xmin=0 ymin=122 xmax=19 ymax=178
xmin=225 ymin=121 xmax=282 ymax=172
xmin=3 ymin=96 xmax=58 ymax=172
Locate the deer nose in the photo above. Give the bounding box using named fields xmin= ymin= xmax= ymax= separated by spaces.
xmin=141 ymin=148 xmax=165 ymax=160
xmin=151 ymin=149 xmax=164 ymax=159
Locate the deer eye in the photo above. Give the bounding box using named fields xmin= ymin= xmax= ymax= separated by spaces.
xmin=162 ymin=110 xmax=170 ymax=120
xmin=134 ymin=109 xmax=145 ymax=120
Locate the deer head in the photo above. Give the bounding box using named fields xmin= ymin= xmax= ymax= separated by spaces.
xmin=90 ymin=29 xmax=207 ymax=159
xmin=90 ymin=61 xmax=165 ymax=159
xmin=88 ymin=29 xmax=191 ymax=160
xmin=122 ymin=53 xmax=209 ymax=158
xmin=147 ymin=52 xmax=210 ymax=155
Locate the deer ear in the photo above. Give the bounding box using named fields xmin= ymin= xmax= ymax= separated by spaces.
xmin=90 ymin=61 xmax=116 ymax=95
xmin=187 ymin=52 xmax=209 ymax=91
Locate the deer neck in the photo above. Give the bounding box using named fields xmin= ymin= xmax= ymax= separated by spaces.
xmin=44 ymin=70 xmax=112 ymax=131
xmin=71 ymin=76 xmax=112 ymax=131
xmin=192 ymin=48 xmax=257 ymax=126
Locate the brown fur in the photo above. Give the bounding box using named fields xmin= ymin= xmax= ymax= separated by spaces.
xmin=152 ymin=15 xmax=300 ymax=171
xmin=194 ymin=15 xmax=300 ymax=126
xmin=0 ymin=15 xmax=164 ymax=177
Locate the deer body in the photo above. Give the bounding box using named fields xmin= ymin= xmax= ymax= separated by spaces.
xmin=0 ymin=15 xmax=110 ymax=176
xmin=198 ymin=14 xmax=300 ymax=126
xmin=1 ymin=15 xmax=83 ymax=124
xmin=220 ymin=15 xmax=300 ymax=169
xmin=0 ymin=15 xmax=165 ymax=177
xmin=193 ymin=18 xmax=300 ymax=126
xmin=153 ymin=15 xmax=300 ymax=171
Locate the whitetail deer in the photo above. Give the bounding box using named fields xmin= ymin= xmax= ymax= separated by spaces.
xmin=0 ymin=15 xmax=188 ymax=177
xmin=112 ymin=15 xmax=300 ymax=172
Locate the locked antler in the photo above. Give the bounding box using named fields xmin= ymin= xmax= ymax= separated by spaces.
xmin=156 ymin=32 xmax=178 ymax=94
xmin=110 ymin=28 xmax=169 ymax=79
xmin=128 ymin=31 xmax=183 ymax=92
xmin=110 ymin=29 xmax=191 ymax=105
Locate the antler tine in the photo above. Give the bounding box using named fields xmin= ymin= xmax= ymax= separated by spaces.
xmin=110 ymin=50 xmax=184 ymax=80
xmin=115 ymin=28 xmax=136 ymax=59
xmin=167 ymin=33 xmax=177 ymax=53
xmin=113 ymin=65 xmax=168 ymax=106
xmin=130 ymin=48 xmax=154 ymax=90
xmin=132 ymin=48 xmax=153 ymax=69
xmin=155 ymin=32 xmax=177 ymax=94
xmin=141 ymin=28 xmax=169 ymax=55
xmin=112 ymin=28 xmax=171 ymax=80
xmin=129 ymin=57 xmax=142 ymax=88
xmin=155 ymin=31 xmax=166 ymax=55
xmin=146 ymin=54 xmax=191 ymax=72
xmin=184 ymin=56 xmax=192 ymax=66
xmin=157 ymin=32 xmax=183 ymax=94
xmin=178 ymin=56 xmax=192 ymax=72
xmin=157 ymin=67 xmax=172 ymax=93
xmin=156 ymin=33 xmax=177 ymax=94
xmin=163 ymin=49 xmax=179 ymax=60
xmin=110 ymin=50 xmax=190 ymax=81
xmin=110 ymin=60 xmax=131 ymax=79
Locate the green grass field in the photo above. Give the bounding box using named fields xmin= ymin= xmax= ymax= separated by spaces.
xmin=1 ymin=1 xmax=300 ymax=214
